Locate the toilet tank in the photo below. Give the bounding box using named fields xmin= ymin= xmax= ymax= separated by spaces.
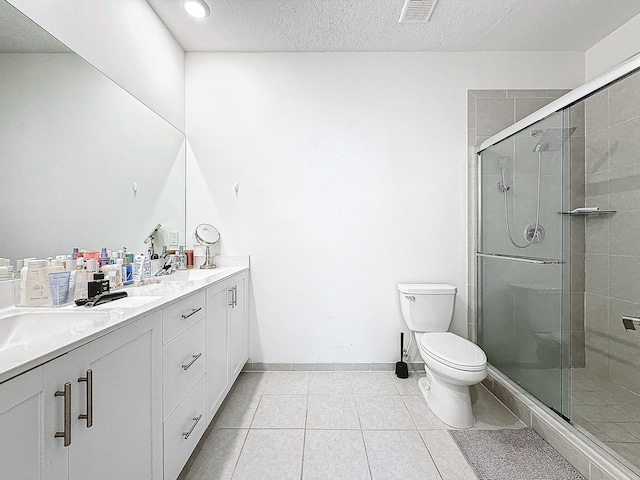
xmin=397 ymin=284 xmax=456 ymax=332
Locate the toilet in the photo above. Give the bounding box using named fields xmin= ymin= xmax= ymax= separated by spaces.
xmin=397 ymin=283 xmax=487 ymax=428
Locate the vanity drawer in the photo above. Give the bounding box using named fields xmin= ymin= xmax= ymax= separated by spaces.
xmin=163 ymin=376 xmax=207 ymax=480
xmin=163 ymin=319 xmax=206 ymax=419
xmin=163 ymin=290 xmax=205 ymax=344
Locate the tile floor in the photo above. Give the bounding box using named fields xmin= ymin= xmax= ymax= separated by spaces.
xmin=572 ymin=367 xmax=640 ymax=472
xmin=178 ymin=371 xmax=526 ymax=480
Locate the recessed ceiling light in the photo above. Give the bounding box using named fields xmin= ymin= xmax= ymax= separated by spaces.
xmin=183 ymin=0 xmax=210 ymax=18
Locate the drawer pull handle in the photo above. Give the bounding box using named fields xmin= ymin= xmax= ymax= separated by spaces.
xmin=181 ymin=307 xmax=202 ymax=320
xmin=182 ymin=414 xmax=203 ymax=440
xmin=78 ymin=369 xmax=93 ymax=428
xmin=182 ymin=353 xmax=203 ymax=370
xmin=54 ymin=382 xmax=72 ymax=447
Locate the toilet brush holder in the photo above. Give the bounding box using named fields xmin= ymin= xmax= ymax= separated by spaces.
xmin=395 ymin=332 xmax=409 ymax=378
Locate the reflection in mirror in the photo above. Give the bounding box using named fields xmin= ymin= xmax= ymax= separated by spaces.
xmin=0 ymin=0 xmax=185 ymax=277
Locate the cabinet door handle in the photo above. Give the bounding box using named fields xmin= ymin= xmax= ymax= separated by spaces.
xmin=233 ymin=286 xmax=238 ymax=308
xmin=182 ymin=414 xmax=203 ymax=440
xmin=182 ymin=353 xmax=203 ymax=370
xmin=228 ymin=288 xmax=234 ymax=307
xmin=54 ymin=382 xmax=72 ymax=447
xmin=181 ymin=307 xmax=202 ymax=319
xmin=78 ymin=369 xmax=93 ymax=428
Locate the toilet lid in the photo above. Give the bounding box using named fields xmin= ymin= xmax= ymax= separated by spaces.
xmin=420 ymin=332 xmax=487 ymax=372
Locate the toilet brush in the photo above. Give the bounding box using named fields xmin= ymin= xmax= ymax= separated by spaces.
xmin=395 ymin=332 xmax=409 ymax=379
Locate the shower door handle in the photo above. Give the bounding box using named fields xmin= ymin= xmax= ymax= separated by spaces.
xmin=622 ymin=315 xmax=640 ymax=331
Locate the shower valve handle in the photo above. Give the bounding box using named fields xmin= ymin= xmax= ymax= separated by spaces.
xmin=496 ymin=181 xmax=510 ymax=193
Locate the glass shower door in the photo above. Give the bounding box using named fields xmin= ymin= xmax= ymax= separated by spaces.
xmin=477 ymin=111 xmax=571 ymax=417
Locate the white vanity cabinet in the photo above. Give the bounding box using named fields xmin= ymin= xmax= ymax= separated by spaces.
xmin=68 ymin=312 xmax=162 ymax=480
xmin=205 ymin=271 xmax=248 ymax=420
xmin=161 ymin=292 xmax=208 ymax=480
xmin=0 ymin=311 xmax=162 ymax=480
xmin=0 ymin=356 xmax=69 ymax=479
xmin=0 ymin=266 xmax=250 ymax=480
xmin=227 ymin=272 xmax=248 ymax=383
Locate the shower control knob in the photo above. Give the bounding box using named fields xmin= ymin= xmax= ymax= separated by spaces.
xmin=524 ymin=224 xmax=545 ymax=243
xmin=496 ymin=181 xmax=510 ymax=193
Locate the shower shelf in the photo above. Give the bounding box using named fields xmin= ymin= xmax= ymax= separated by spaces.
xmin=558 ymin=209 xmax=616 ymax=216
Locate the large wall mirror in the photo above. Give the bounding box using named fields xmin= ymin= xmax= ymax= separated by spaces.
xmin=0 ymin=1 xmax=185 ymax=276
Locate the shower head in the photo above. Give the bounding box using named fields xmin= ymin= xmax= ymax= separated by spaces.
xmin=532 ymin=127 xmax=576 ymax=152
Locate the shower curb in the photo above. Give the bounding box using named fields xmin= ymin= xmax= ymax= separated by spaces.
xmin=484 ymin=365 xmax=639 ymax=480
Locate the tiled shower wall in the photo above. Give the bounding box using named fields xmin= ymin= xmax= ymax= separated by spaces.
xmin=583 ymin=71 xmax=640 ymax=397
xmin=467 ymin=89 xmax=587 ymax=368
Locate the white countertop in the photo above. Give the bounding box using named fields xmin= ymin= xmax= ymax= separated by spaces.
xmin=0 ymin=266 xmax=248 ymax=384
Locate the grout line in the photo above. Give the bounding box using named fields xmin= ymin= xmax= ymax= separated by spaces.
xmin=229 ymin=428 xmax=250 ymax=479
xmin=418 ymin=430 xmax=446 ymax=480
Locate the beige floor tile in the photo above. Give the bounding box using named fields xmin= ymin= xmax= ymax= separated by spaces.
xmin=363 ymin=430 xmax=441 ymax=480
xmin=251 ymin=394 xmax=308 ymax=428
xmin=307 ymin=395 xmax=361 ymax=430
xmin=178 ymin=428 xmax=247 ymax=480
xmin=233 ymin=429 xmax=304 ymax=480
xmin=213 ymin=395 xmax=260 ymax=429
xmin=592 ymin=422 xmax=638 ymax=442
xmin=229 ymin=372 xmax=269 ymax=395
xmin=302 ymin=430 xmax=370 ymax=480
xmin=351 ymin=372 xmax=399 ymax=395
xmin=420 ymin=430 xmax=478 ymax=480
xmin=402 ymin=395 xmax=449 ymax=430
xmin=309 ymin=372 xmax=353 ymax=394
xmin=471 ymin=386 xmax=525 ymax=430
xmin=263 ymin=371 xmax=310 ymax=394
xmin=356 ymin=395 xmax=415 ymax=429
xmin=392 ymin=372 xmax=423 ymax=395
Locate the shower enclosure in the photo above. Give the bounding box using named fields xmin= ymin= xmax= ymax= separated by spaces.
xmin=476 ymin=60 xmax=640 ymax=475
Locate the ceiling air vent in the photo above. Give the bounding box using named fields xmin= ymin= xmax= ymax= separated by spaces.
xmin=399 ymin=0 xmax=439 ymax=22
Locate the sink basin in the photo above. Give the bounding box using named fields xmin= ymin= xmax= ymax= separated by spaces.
xmin=0 ymin=310 xmax=109 ymax=351
xmin=160 ymin=268 xmax=230 ymax=283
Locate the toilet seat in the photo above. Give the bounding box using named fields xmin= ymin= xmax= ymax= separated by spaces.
xmin=420 ymin=332 xmax=486 ymax=372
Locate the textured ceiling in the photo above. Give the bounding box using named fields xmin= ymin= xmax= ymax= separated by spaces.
xmin=147 ymin=0 xmax=640 ymax=53
xmin=0 ymin=0 xmax=70 ymax=53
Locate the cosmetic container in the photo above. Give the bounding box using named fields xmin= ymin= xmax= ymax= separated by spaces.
xmin=48 ymin=271 xmax=71 ymax=305
xmin=99 ymin=247 xmax=110 ymax=267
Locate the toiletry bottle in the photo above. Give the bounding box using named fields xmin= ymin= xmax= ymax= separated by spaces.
xmin=86 ymin=258 xmax=98 ymax=280
xmin=143 ymin=253 xmax=152 ymax=281
xmin=115 ymin=258 xmax=125 ymax=287
xmin=24 ymin=259 xmax=53 ymax=306
xmin=99 ymin=247 xmax=110 ymax=267
xmin=133 ymin=254 xmax=145 ymax=285
xmin=123 ymin=257 xmax=133 ymax=285
xmin=0 ymin=258 xmax=10 ymax=280
xmin=178 ymin=246 xmax=187 ymax=270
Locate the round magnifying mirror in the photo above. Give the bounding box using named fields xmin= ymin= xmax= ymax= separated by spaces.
xmin=195 ymin=223 xmax=220 ymax=269
xmin=195 ymin=223 xmax=220 ymax=245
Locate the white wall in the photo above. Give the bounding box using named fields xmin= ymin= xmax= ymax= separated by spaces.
xmin=586 ymin=12 xmax=640 ymax=81
xmin=186 ymin=52 xmax=584 ymax=364
xmin=6 ymin=0 xmax=185 ymax=131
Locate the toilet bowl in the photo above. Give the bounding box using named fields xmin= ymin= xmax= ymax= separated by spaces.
xmin=397 ymin=283 xmax=487 ymax=428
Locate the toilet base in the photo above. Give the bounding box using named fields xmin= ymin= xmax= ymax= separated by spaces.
xmin=418 ymin=372 xmax=475 ymax=429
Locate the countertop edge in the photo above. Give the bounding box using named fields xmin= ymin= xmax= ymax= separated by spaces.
xmin=0 ymin=266 xmax=249 ymax=385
